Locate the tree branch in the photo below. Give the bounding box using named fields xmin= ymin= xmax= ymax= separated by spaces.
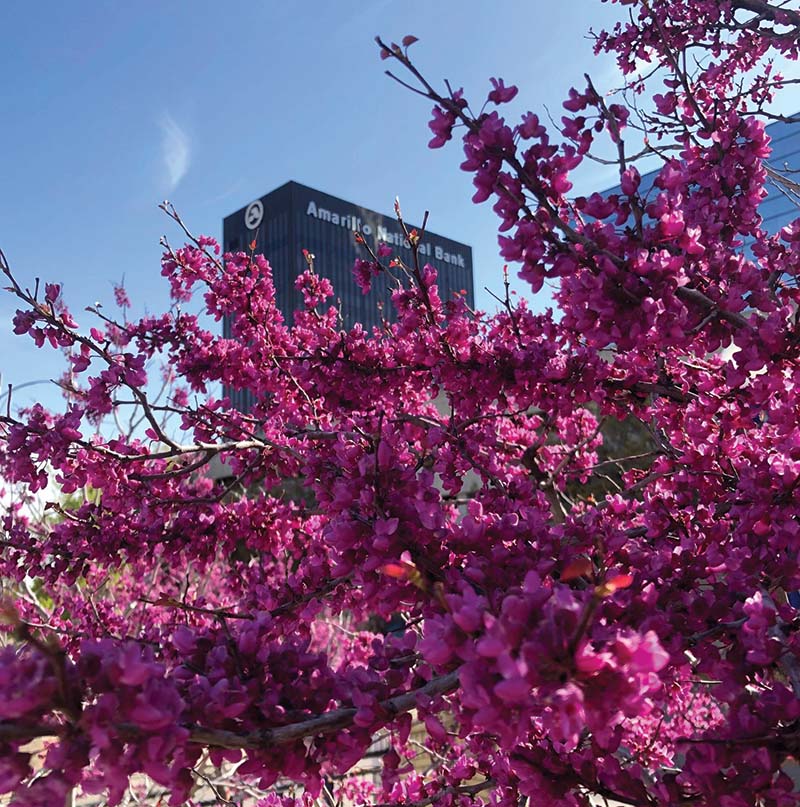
xmin=0 ymin=669 xmax=461 ymax=751
xmin=731 ymin=0 xmax=800 ymax=27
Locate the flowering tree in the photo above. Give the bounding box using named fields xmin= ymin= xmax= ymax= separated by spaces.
xmin=2 ymin=0 xmax=800 ymax=805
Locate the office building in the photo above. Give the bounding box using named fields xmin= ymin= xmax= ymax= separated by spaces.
xmin=601 ymin=116 xmax=800 ymax=236
xmin=221 ymin=182 xmax=473 ymax=413
xmin=222 ymin=181 xmax=474 ymax=332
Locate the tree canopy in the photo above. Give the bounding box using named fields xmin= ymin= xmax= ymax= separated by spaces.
xmin=2 ymin=1 xmax=800 ymax=805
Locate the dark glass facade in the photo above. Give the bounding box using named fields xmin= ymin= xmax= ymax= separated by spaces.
xmin=221 ymin=181 xmax=474 ymax=412
xmin=222 ymin=181 xmax=474 ymax=332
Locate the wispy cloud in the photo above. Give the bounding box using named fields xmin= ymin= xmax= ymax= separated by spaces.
xmin=159 ymin=113 xmax=190 ymax=192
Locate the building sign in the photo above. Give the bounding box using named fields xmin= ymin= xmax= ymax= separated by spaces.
xmin=304 ymin=200 xmax=467 ymax=267
xmin=244 ymin=200 xmax=264 ymax=231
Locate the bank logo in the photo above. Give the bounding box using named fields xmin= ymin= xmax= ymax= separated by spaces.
xmin=245 ymin=200 xmax=264 ymax=231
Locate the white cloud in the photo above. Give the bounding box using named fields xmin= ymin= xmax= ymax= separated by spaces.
xmin=159 ymin=113 xmax=190 ymax=192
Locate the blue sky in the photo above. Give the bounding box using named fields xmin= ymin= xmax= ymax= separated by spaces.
xmin=1 ymin=1 xmax=797 ymax=413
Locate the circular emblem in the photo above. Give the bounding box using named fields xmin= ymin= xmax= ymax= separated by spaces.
xmin=244 ymin=200 xmax=264 ymax=231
